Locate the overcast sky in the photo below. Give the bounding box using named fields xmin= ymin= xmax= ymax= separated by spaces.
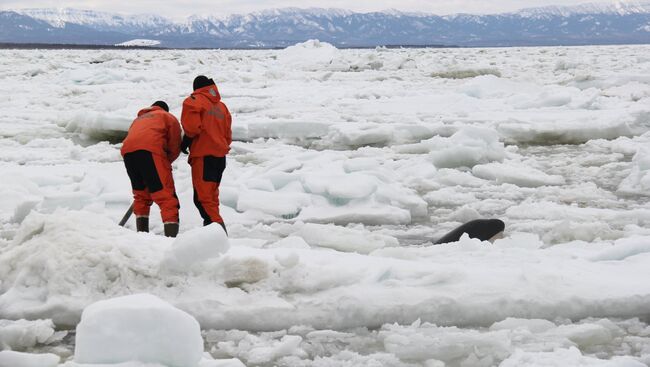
xmin=0 ymin=0 xmax=611 ymax=19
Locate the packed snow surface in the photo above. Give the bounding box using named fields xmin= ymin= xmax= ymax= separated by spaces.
xmin=1 ymin=41 xmax=650 ymax=365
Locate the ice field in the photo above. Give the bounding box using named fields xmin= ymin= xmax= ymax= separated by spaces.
xmin=1 ymin=41 xmax=650 ymax=366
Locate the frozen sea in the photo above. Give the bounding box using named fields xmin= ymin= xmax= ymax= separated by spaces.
xmin=1 ymin=41 xmax=650 ymax=366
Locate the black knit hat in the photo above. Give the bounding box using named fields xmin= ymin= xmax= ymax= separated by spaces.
xmin=151 ymin=101 xmax=169 ymax=112
xmin=193 ymin=75 xmax=215 ymax=91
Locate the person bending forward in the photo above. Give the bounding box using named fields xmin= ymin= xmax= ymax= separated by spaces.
xmin=181 ymin=76 xmax=232 ymax=234
xmin=121 ymin=101 xmax=182 ymax=237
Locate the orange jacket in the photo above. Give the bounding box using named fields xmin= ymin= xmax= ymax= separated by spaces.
xmin=181 ymin=84 xmax=232 ymax=158
xmin=121 ymin=106 xmax=182 ymax=163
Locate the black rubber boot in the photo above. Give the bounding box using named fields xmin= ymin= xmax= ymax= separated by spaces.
xmin=164 ymin=223 xmax=179 ymax=238
xmin=136 ymin=216 xmax=149 ymax=233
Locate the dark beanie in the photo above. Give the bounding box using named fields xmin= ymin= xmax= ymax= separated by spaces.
xmin=193 ymin=75 xmax=215 ymax=91
xmin=151 ymin=101 xmax=169 ymax=112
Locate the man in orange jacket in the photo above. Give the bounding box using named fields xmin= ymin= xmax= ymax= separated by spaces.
xmin=181 ymin=76 xmax=232 ymax=234
xmin=121 ymin=101 xmax=182 ymax=237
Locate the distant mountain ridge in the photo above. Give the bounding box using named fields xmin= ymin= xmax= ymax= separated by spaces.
xmin=2 ymin=1 xmax=650 ymax=48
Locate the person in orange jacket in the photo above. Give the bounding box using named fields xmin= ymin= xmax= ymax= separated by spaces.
xmin=121 ymin=101 xmax=182 ymax=237
xmin=180 ymin=76 xmax=232 ymax=234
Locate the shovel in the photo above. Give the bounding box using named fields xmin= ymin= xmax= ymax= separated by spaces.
xmin=119 ymin=203 xmax=134 ymax=226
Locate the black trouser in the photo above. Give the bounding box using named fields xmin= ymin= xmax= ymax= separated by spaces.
xmin=124 ymin=150 xmax=162 ymax=193
xmin=123 ymin=150 xmax=179 ymax=223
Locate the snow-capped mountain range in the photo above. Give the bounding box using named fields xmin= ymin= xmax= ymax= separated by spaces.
xmin=1 ymin=1 xmax=649 ymax=48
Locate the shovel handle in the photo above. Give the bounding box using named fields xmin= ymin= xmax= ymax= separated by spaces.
xmin=119 ymin=203 xmax=134 ymax=227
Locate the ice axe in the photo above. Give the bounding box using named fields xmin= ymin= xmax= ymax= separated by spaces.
xmin=119 ymin=203 xmax=134 ymax=226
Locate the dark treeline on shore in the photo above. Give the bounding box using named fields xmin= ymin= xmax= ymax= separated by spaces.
xmin=0 ymin=43 xmax=161 ymax=50
xmin=0 ymin=42 xmax=460 ymax=50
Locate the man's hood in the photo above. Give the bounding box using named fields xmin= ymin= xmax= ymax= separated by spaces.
xmin=193 ymin=84 xmax=221 ymax=103
xmin=137 ymin=105 xmax=165 ymax=117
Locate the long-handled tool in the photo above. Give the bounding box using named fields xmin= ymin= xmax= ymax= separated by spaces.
xmin=119 ymin=203 xmax=134 ymax=226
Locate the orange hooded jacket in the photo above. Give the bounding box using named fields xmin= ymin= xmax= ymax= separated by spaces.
xmin=181 ymin=84 xmax=232 ymax=158
xmin=121 ymin=106 xmax=182 ymax=163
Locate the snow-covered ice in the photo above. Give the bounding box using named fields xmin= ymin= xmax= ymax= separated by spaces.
xmin=74 ymin=294 xmax=203 ymax=366
xmin=0 ymin=319 xmax=65 ymax=351
xmin=161 ymin=223 xmax=230 ymax=273
xmin=1 ymin=41 xmax=650 ymax=365
xmin=0 ymin=350 xmax=60 ymax=367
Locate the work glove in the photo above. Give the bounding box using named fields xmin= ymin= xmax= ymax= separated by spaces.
xmin=180 ymin=135 xmax=193 ymax=154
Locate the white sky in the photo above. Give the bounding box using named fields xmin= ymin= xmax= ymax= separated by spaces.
xmin=0 ymin=0 xmax=613 ymax=19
